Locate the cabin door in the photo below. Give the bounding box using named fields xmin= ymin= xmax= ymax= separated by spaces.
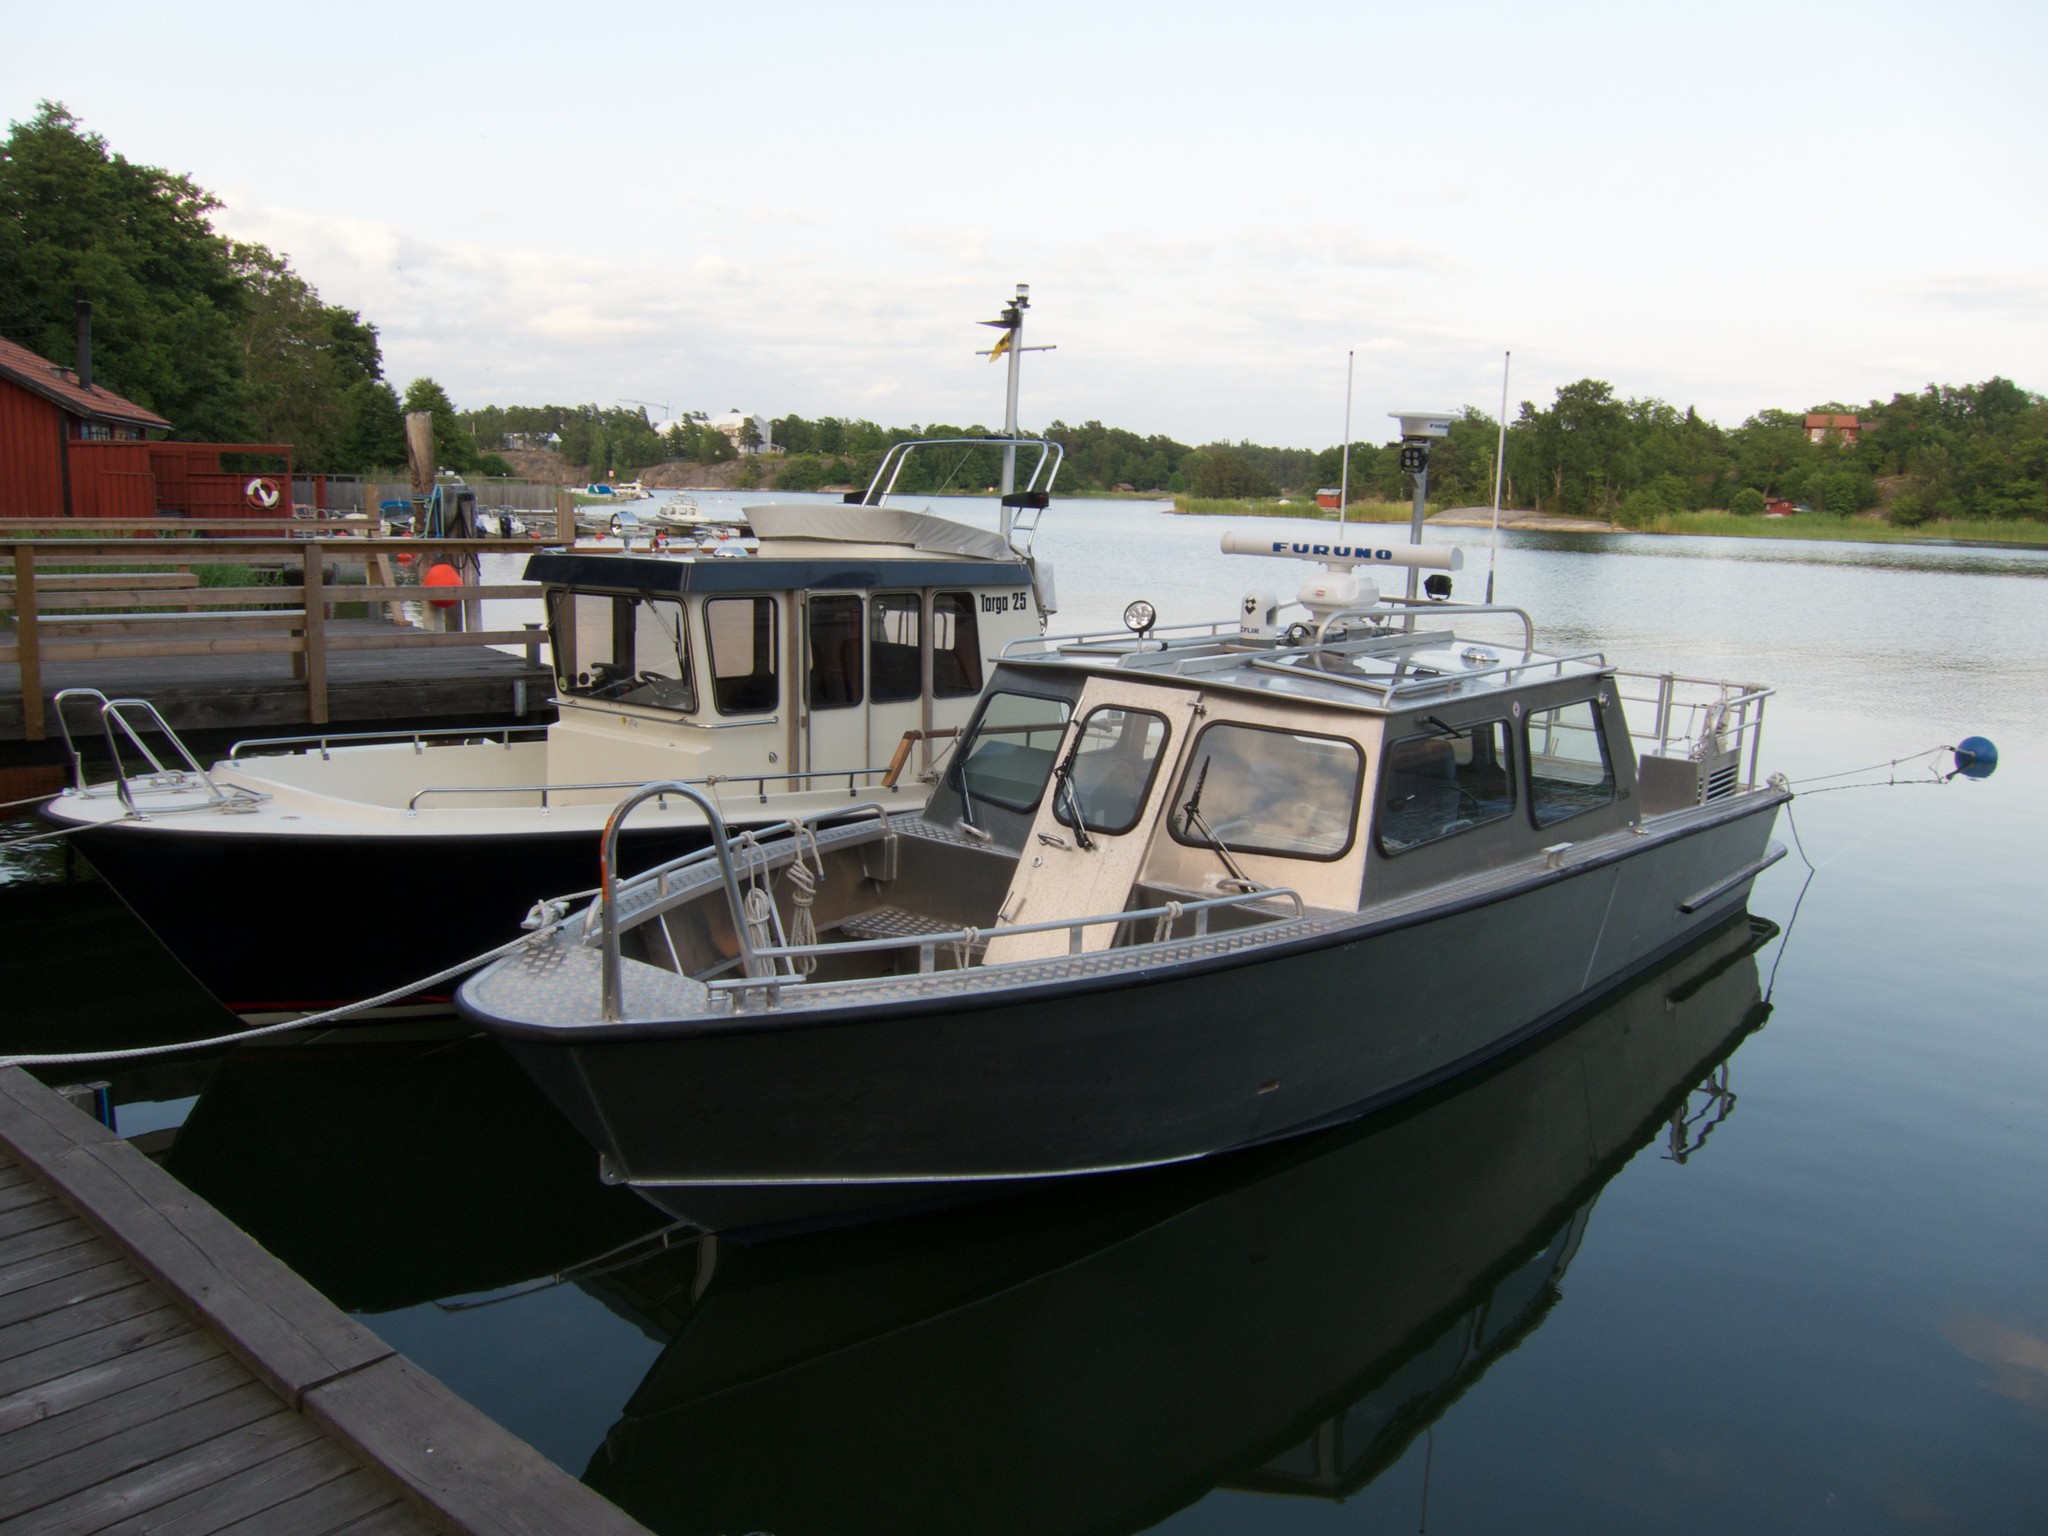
xmin=865 ymin=590 xmax=928 ymax=784
xmin=801 ymin=592 xmax=867 ymax=787
xmin=981 ymin=677 xmax=1199 ymax=966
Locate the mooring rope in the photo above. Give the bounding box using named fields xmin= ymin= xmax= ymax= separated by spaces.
xmin=0 ymin=822 xmax=89 ymax=852
xmin=1786 ymin=745 xmax=1946 ymax=788
xmin=0 ymin=896 xmax=591 ymax=1070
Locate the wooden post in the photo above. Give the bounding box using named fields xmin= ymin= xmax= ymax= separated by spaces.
xmin=555 ymin=487 xmax=577 ymax=545
xmin=302 ymin=543 xmax=328 ymax=725
xmin=14 ymin=546 xmax=41 ymax=742
xmin=372 ymin=551 xmax=401 ymax=623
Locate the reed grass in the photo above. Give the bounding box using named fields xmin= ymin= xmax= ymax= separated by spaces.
xmin=1638 ymin=511 xmax=2048 ymax=547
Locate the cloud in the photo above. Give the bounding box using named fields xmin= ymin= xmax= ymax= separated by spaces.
xmin=1915 ymin=274 xmax=2048 ymax=317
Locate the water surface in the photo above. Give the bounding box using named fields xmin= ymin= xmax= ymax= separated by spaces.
xmin=6 ymin=504 xmax=2045 ymax=1531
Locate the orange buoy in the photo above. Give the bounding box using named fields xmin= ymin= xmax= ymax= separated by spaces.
xmin=423 ymin=562 xmax=463 ymax=608
xmin=396 ymin=550 xmax=416 ymax=566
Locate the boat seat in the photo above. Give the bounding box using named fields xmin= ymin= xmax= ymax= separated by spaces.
xmin=834 ymin=905 xmax=983 ymax=948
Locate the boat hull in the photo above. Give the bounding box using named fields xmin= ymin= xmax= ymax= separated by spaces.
xmin=485 ymin=793 xmax=1785 ymax=1230
xmin=68 ymin=819 xmax=715 ymax=1018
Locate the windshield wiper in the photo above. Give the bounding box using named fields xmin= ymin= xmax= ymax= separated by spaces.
xmin=1051 ymin=743 xmax=1094 ymax=851
xmin=1178 ymin=759 xmax=1254 ymax=888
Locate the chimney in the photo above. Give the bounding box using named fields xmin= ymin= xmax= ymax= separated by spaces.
xmin=74 ymin=299 xmax=93 ymax=392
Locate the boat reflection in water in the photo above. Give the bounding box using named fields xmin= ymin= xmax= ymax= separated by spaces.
xmin=161 ymin=1041 xmax=672 ymax=1313
xmin=579 ymin=912 xmax=1777 ymax=1536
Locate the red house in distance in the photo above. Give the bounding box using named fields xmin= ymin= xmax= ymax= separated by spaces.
xmin=1804 ymin=413 xmax=1861 ymax=446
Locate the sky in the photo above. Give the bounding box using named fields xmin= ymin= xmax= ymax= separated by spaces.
xmin=6 ymin=0 xmax=2045 ymax=446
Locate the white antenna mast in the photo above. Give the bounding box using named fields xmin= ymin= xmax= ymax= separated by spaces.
xmin=1337 ymin=350 xmax=1355 ymax=534
xmin=1485 ymin=350 xmax=1510 ymax=604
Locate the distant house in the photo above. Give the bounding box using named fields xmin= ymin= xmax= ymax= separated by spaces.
xmin=709 ymin=409 xmax=774 ymax=455
xmin=0 ymin=327 xmax=291 ymax=519
xmin=1804 ymin=413 xmax=1861 ymax=446
xmin=1315 ymin=487 xmax=1342 ymax=510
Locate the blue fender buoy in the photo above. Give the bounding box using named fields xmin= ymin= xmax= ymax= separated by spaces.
xmin=1952 ymin=736 xmax=1998 ymax=780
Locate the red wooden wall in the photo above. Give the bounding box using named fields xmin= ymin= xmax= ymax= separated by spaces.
xmin=0 ymin=377 xmax=66 ymax=517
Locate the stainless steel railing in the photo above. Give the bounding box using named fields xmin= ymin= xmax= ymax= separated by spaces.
xmin=54 ymin=689 xmax=247 ymax=817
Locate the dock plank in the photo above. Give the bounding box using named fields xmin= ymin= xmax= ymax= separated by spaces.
xmin=326 ymin=1504 xmax=448 ymax=1536
xmin=0 ymin=1231 xmax=120 ymax=1301
xmin=0 ymin=1069 xmax=640 ymax=1536
xmin=0 ymin=1352 xmax=247 ymax=1479
xmin=0 ymin=1073 xmax=393 ymax=1404
xmin=0 ymin=1298 xmax=189 ymax=1387
xmin=0 ymin=1214 xmax=104 ymax=1272
xmin=95 ymin=1438 xmax=378 ymax=1536
xmin=0 ymin=1403 xmax=320 ymax=1535
xmin=0 ymin=1327 xmax=222 ymax=1436
xmin=0 ymin=1181 xmax=57 ymax=1219
xmin=0 ymin=1380 xmax=304 ymax=1525
xmin=0 ymin=1197 xmax=77 ymax=1245
xmin=0 ymin=1258 xmax=138 ymax=1331
xmin=306 ymin=1355 xmax=650 ymax=1536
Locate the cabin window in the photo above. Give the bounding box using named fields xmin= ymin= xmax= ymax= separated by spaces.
xmin=1526 ymin=699 xmax=1616 ymax=827
xmin=870 ymin=593 xmax=923 ymax=703
xmin=1377 ymin=719 xmax=1515 ymax=854
xmin=955 ymin=690 xmax=1075 ymax=813
xmin=1052 ymin=708 xmax=1170 ymax=838
xmin=705 ymin=596 xmax=780 ymax=715
xmin=931 ymin=592 xmax=983 ymax=697
xmin=806 ymin=595 xmax=863 ymax=710
xmin=545 ymin=591 xmax=696 ymax=713
xmin=1169 ymin=723 xmax=1363 ymax=861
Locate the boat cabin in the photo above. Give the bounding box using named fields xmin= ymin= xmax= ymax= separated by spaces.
xmin=927 ymin=623 xmax=1649 ymax=957
xmin=529 ymin=503 xmax=1051 ymax=798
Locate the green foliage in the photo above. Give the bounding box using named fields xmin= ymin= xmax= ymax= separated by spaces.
xmin=1616 ymin=486 xmax=1667 ymax=528
xmin=1810 ymin=469 xmax=1876 ymax=515
xmin=1729 ymin=487 xmax=1767 ymax=517
xmin=1175 ymin=497 xmax=1414 ymax=522
xmin=341 ymin=379 xmax=406 ymax=472
xmin=0 ymin=102 xmax=249 ymax=439
xmin=1 ymin=102 xmax=405 ymax=471
xmin=234 ymin=244 xmax=387 ymax=468
xmin=402 ymin=377 xmax=477 ymax=473
xmin=1184 ymin=446 xmax=1276 ymax=499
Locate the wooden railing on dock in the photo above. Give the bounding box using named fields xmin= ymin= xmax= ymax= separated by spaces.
xmin=0 ymin=522 xmax=563 ymax=742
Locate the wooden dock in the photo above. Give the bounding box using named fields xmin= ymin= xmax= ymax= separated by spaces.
xmin=0 ymin=614 xmax=552 ymax=746
xmin=0 ymin=1068 xmax=651 ymax=1535
xmin=1 ymin=530 xmax=556 ymax=754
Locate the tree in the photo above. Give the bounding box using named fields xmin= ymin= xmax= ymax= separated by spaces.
xmin=401 ymin=376 xmax=478 ymax=473
xmin=234 ymin=244 xmax=389 ymax=468
xmin=1729 ymin=487 xmax=1767 ymax=516
xmin=1183 ymin=446 xmax=1274 ymax=499
xmin=0 ymin=101 xmax=250 ymax=438
xmin=339 ymin=379 xmax=406 ymax=471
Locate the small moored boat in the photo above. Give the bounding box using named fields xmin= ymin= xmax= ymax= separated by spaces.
xmin=44 ymin=439 xmax=1066 ymax=1019
xmin=459 ymin=529 xmax=1788 ymax=1232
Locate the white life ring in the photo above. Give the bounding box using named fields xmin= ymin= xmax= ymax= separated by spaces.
xmin=244 ymin=476 xmax=282 ymax=510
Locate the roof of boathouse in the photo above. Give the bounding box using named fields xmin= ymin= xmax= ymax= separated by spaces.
xmin=0 ymin=333 xmax=172 ymax=430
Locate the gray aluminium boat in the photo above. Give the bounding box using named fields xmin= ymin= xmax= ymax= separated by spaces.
xmin=459 ymin=533 xmax=1787 ymax=1232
